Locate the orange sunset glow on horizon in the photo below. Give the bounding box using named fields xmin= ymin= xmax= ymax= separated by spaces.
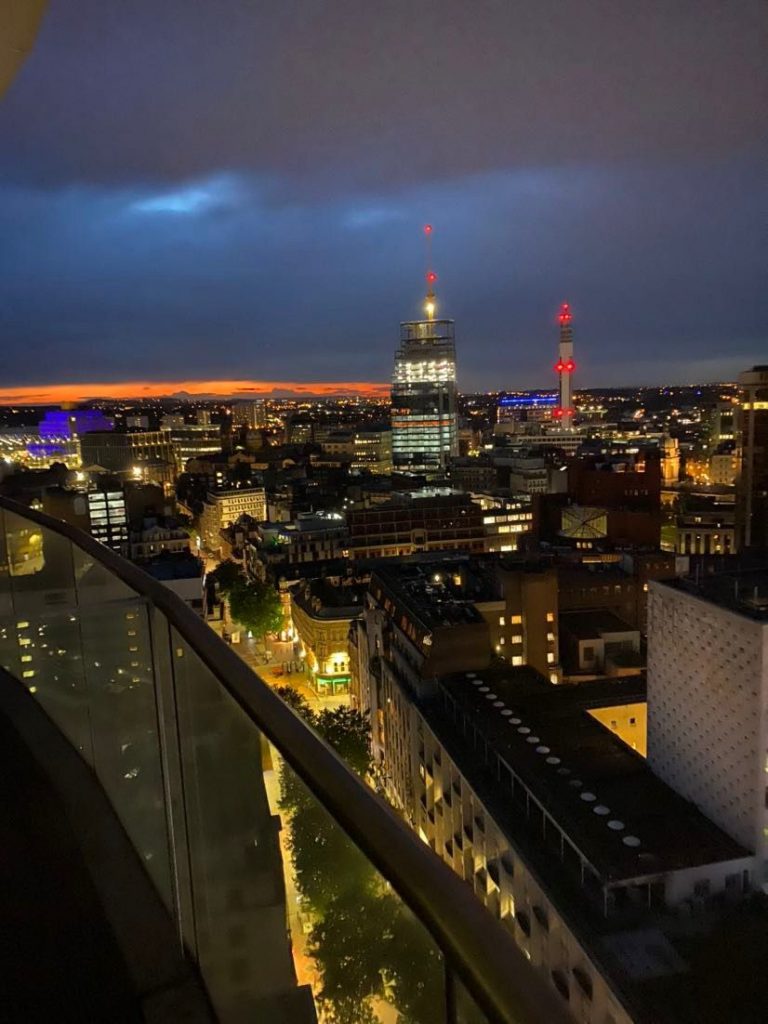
xmin=0 ymin=378 xmax=390 ymax=406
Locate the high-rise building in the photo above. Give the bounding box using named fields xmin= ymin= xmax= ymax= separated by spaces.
xmin=553 ymin=302 xmax=576 ymax=424
xmin=232 ymin=399 xmax=268 ymax=430
xmin=736 ymin=366 xmax=768 ymax=549
xmin=160 ymin=414 xmax=222 ymax=465
xmin=391 ymin=228 xmax=458 ymax=476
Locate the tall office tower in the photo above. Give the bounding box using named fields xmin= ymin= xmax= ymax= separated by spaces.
xmin=648 ymin=575 xmax=768 ymax=874
xmin=233 ymin=399 xmax=267 ymax=430
xmin=736 ymin=366 xmax=768 ymax=549
xmin=553 ymin=302 xmax=576 ymax=424
xmin=391 ymin=226 xmax=458 ymax=476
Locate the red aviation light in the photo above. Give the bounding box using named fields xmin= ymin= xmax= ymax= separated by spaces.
xmin=565 ymin=407 xmax=574 ymax=417
xmin=554 ymin=359 xmax=565 ymax=373
xmin=426 ymin=271 xmax=437 ymax=284
xmin=424 ymin=224 xmax=433 ymax=235
xmin=559 ymin=302 xmax=572 ymax=325
xmin=564 ymin=358 xmax=575 ymax=373
xmin=554 ymin=407 xmax=564 ymax=419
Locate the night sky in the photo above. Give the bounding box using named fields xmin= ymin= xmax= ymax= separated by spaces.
xmin=0 ymin=0 xmax=765 ymax=395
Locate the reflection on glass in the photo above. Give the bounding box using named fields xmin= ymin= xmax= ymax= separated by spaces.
xmin=455 ymin=975 xmax=491 ymax=1024
xmin=273 ymin=752 xmax=446 ymax=1024
xmin=170 ymin=629 xmax=315 ymax=1023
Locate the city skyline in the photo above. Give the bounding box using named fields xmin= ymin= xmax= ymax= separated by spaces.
xmin=0 ymin=1 xmax=765 ymax=392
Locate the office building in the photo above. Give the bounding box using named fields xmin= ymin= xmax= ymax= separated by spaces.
xmin=391 ymin=255 xmax=458 ymax=475
xmin=709 ymin=443 xmax=738 ymax=486
xmin=710 ymin=400 xmax=736 ymax=447
xmin=736 ymin=366 xmax=768 ymax=549
xmin=475 ymin=494 xmax=534 ymax=553
xmin=79 ymin=430 xmax=178 ymax=488
xmin=318 ymin=426 xmax=393 ymax=474
xmin=352 ymin=566 xmax=753 ymax=1024
xmin=233 ymin=399 xmax=268 ymax=430
xmin=648 ymin=573 xmax=768 ymax=866
xmin=42 ymin=483 xmax=129 ymax=555
xmin=497 ymin=392 xmax=558 ymax=425
xmin=251 ymin=513 xmax=348 ymax=573
xmin=160 ymin=414 xmax=222 ymax=466
xmin=346 ymin=493 xmax=486 ymax=559
xmin=199 ymin=487 xmax=267 ymax=553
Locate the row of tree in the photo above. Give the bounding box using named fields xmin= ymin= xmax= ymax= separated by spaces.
xmin=275 ymin=688 xmax=445 ymax=1024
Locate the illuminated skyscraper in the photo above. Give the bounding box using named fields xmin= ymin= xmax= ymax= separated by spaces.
xmin=391 ymin=226 xmax=458 ymax=476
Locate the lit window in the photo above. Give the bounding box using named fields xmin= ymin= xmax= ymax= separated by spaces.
xmin=511 ymin=615 xmax=522 ymax=625
xmin=511 ymin=635 xmax=523 ymax=644
xmin=22 ymin=670 xmax=35 ymax=679
xmin=549 ymin=673 xmax=558 ymax=684
xmin=547 ymin=653 xmax=555 ymax=664
xmin=499 ymin=637 xmax=506 ymax=646
xmin=546 ymin=612 xmax=554 ymax=623
xmin=512 ymin=656 xmax=523 ymax=666
xmin=499 ymin=616 xmax=506 ymax=626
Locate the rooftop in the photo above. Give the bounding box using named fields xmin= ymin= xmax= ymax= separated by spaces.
xmin=433 ymin=667 xmax=747 ymax=883
xmin=142 ymin=552 xmax=204 ymax=581
xmin=559 ymin=609 xmax=638 ymax=639
xmin=661 ymin=570 xmax=768 ymax=622
xmin=291 ymin=578 xmax=367 ymax=619
xmin=372 ymin=560 xmax=501 ymax=630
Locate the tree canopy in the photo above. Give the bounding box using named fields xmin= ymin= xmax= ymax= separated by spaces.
xmin=228 ymin=578 xmax=282 ymax=638
xmin=276 ymin=691 xmax=443 ymax=1023
xmin=207 ymin=558 xmax=242 ymax=594
xmin=208 ymin=561 xmax=283 ymax=640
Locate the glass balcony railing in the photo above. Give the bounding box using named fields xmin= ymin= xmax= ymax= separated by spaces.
xmin=0 ymin=497 xmax=565 ymax=1024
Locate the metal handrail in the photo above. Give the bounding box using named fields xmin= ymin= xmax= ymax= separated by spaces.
xmin=0 ymin=496 xmax=570 ymax=1024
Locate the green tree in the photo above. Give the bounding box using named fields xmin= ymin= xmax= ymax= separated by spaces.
xmin=228 ymin=578 xmax=282 ymax=639
xmin=274 ymin=685 xmax=315 ymax=722
xmin=315 ymin=705 xmax=372 ymax=777
xmin=276 ymin=687 xmax=445 ymax=1023
xmin=207 ymin=559 xmax=242 ymax=594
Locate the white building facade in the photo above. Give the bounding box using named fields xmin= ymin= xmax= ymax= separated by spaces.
xmin=648 ymin=579 xmax=768 ymax=874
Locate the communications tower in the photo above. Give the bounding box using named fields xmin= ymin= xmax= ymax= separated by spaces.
xmin=554 ymin=303 xmax=575 ymax=424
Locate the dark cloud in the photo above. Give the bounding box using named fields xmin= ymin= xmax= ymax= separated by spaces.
xmin=0 ymin=1 xmax=765 ymax=388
